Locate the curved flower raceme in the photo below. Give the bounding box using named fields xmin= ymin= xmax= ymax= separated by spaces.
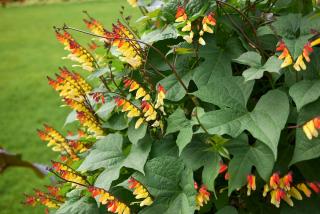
xmin=89 ymin=187 xmax=130 ymax=214
xmin=302 ymin=116 xmax=320 ymax=140
xmin=128 ymin=177 xmax=153 ymax=207
xmin=277 ymin=37 xmax=320 ymax=71
xmin=123 ymin=78 xmax=151 ymax=101
xmin=84 ymin=17 xmax=106 ymax=37
xmin=110 ymin=21 xmax=143 ymax=69
xmin=51 ymin=161 xmax=89 ymax=186
xmin=76 ymin=111 xmax=104 ymax=136
xmin=56 ymin=31 xmax=96 ymax=72
xmin=48 ymin=67 xmax=92 ymax=102
xmin=37 ymin=124 xmax=79 ymax=160
xmin=262 ymin=172 xmax=320 ymax=208
xmin=24 ymin=187 xmax=65 ymax=209
xmin=194 ymin=182 xmax=210 ymax=210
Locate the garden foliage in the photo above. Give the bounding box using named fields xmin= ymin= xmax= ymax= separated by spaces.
xmin=25 ymin=0 xmax=320 ymax=213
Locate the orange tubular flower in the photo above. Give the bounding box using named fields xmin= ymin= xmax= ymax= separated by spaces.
xmin=270 ymin=172 xmax=280 ymax=189
xmin=297 ymin=183 xmax=311 ymax=197
xmin=88 ymin=187 xmax=130 ymax=214
xmin=25 ymin=189 xmax=61 ymax=209
xmin=128 ymin=177 xmax=153 ymax=207
xmin=247 ymin=174 xmax=256 ymax=196
xmin=280 ymin=171 xmax=292 ymax=190
xmin=56 ymin=31 xmax=96 ymax=72
xmin=308 ymin=182 xmax=320 ymax=193
xmin=302 ymin=116 xmax=320 ymax=140
xmin=110 ymin=21 xmax=143 ymax=69
xmin=38 ymin=125 xmax=78 ymax=160
xmin=175 ymin=6 xmax=187 ymax=23
xmin=195 ymin=184 xmax=210 ymax=210
xmin=276 ymin=41 xmax=293 ymax=69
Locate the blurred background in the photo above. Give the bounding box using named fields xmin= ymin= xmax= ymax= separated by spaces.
xmin=0 ymin=0 xmax=136 ymax=213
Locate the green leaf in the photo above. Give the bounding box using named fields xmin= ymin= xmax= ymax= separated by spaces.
xmin=96 ymin=100 xmax=116 ymax=119
xmin=87 ymin=67 xmax=114 ymax=80
xmin=227 ymin=134 xmax=275 ymax=195
xmin=176 ymin=127 xmax=193 ymax=155
xmin=193 ymin=38 xmax=244 ymax=86
xmin=197 ymin=90 xmax=289 ymax=158
xmin=289 ymin=80 xmax=320 ymax=111
xmin=166 ymin=108 xmax=196 ymax=154
xmin=102 ymin=112 xmax=128 ymax=130
xmin=159 ymin=69 xmax=193 ymax=102
xmin=56 ymin=196 xmax=101 ymax=214
xmin=290 ymin=99 xmax=320 ymax=165
xmin=181 ymin=137 xmax=220 ymax=192
xmin=234 ymin=52 xmax=282 ymax=81
xmin=283 ymin=35 xmax=311 ymax=59
xmin=141 ymin=25 xmax=178 ymax=43
xmin=64 ymin=110 xmax=77 ymax=126
xmin=193 ymin=76 xmax=254 ymax=112
xmin=134 ymin=156 xmax=197 ymax=214
xmin=128 ymin=119 xmax=147 ymax=145
xmin=78 ymin=134 xmax=151 ymax=189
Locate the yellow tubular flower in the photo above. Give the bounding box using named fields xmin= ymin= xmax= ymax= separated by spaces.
xmin=135 ymin=118 xmax=145 ymax=129
xmin=182 ymin=21 xmax=192 ymax=32
xmin=297 ymin=183 xmax=311 ymax=197
xmin=293 ymin=55 xmax=306 ymax=71
xmin=311 ymin=37 xmax=320 ymax=47
xmin=183 ymin=31 xmax=194 ymax=44
xmin=302 ymin=119 xmax=319 ymax=140
xmin=288 ymin=186 xmax=303 ymax=200
xmin=263 ymin=184 xmax=270 ymax=197
xmin=128 ymin=177 xmax=153 ymax=207
xmin=199 ymin=37 xmax=206 ymax=46
xmin=127 ymin=0 xmax=138 ymax=7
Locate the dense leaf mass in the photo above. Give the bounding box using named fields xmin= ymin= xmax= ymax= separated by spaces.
xmin=25 ymin=0 xmax=320 ymax=213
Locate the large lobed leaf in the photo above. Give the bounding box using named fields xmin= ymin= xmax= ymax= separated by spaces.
xmin=78 ymin=133 xmax=151 ymax=190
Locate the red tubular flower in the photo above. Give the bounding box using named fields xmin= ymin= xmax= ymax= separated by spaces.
xmin=308 ymin=182 xmax=320 ymax=193
xmin=218 ymin=162 xmax=228 ymax=174
xmin=281 ymin=171 xmax=293 ymax=190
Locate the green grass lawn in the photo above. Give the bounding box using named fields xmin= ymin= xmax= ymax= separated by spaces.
xmin=0 ymin=1 xmax=137 ymax=213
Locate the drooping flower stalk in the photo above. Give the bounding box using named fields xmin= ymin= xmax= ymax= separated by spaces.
xmin=128 ymin=177 xmax=153 ymax=207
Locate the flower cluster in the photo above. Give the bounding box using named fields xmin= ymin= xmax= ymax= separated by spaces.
xmin=48 ymin=67 xmax=92 ymax=102
xmin=302 ymin=116 xmax=320 ymax=140
xmin=114 ymin=97 xmax=141 ymax=119
xmin=37 ymin=124 xmax=79 ymax=160
xmin=277 ymin=37 xmax=320 ymax=71
xmin=194 ymin=182 xmax=210 ymax=210
xmin=128 ymin=177 xmax=153 ymax=207
xmin=89 ymin=187 xmax=130 ymax=214
xmin=109 ymin=21 xmax=143 ymax=68
xmin=51 ymin=161 xmax=88 ymax=186
xmin=262 ymin=172 xmax=318 ymax=207
xmin=24 ymin=187 xmax=64 ymax=209
xmin=123 ymin=78 xmax=151 ymax=101
xmin=48 ymin=68 xmax=103 ymax=136
xmin=175 ymin=6 xmax=216 ymax=45
xmin=84 ymin=16 xmax=106 ymax=37
xmin=56 ymin=30 xmax=96 ymax=72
